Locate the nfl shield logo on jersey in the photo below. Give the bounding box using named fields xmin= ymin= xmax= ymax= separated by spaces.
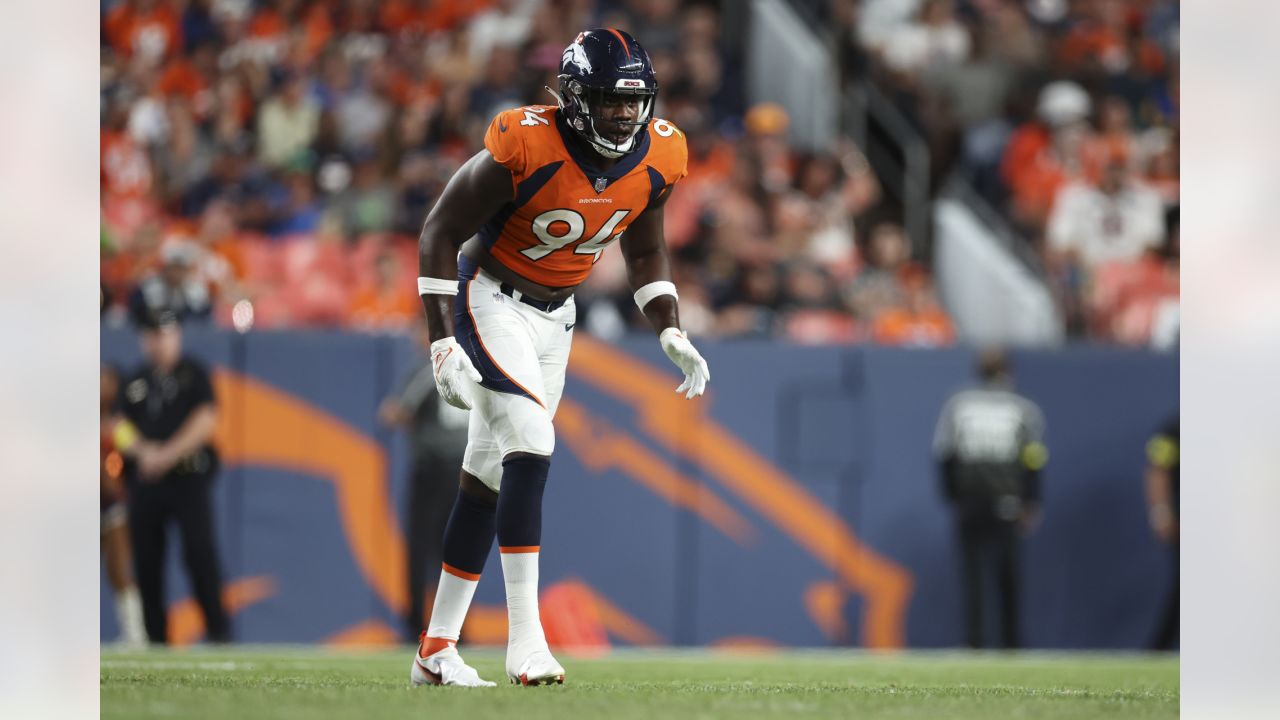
xmin=594 ymin=177 xmax=608 ymax=193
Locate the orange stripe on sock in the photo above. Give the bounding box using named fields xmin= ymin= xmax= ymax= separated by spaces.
xmin=442 ymin=562 xmax=481 ymax=581
xmin=499 ymin=545 xmax=540 ymax=554
xmin=420 ymin=634 xmax=456 ymax=658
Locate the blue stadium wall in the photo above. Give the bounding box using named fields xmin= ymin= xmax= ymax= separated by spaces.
xmin=100 ymin=327 xmax=1178 ymax=649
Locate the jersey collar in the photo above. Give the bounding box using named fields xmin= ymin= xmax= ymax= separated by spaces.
xmin=554 ymin=111 xmax=651 ymax=193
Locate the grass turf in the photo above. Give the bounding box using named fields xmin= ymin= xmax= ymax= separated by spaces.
xmin=101 ymin=646 xmax=1178 ymax=719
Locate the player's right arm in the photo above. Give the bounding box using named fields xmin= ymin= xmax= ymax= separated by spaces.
xmin=417 ymin=148 xmax=514 ymax=410
xmin=417 ymin=148 xmax=514 ymax=343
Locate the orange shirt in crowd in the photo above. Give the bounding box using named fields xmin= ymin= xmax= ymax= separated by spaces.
xmin=1059 ymin=26 xmax=1166 ymax=77
xmin=379 ymin=0 xmax=489 ymax=36
xmin=105 ymin=1 xmax=182 ymax=62
xmin=664 ymin=140 xmax=735 ymax=249
xmin=101 ymin=129 xmax=153 ymax=199
xmin=158 ymin=58 xmax=206 ymax=101
xmin=347 ymin=285 xmax=420 ymax=329
xmin=872 ymin=308 xmax=956 ymax=347
xmin=686 ymin=142 xmax=736 ymax=184
xmin=100 ymin=244 xmax=159 ymax=310
xmin=1001 ymin=124 xmax=1084 ymax=227
xmin=157 ymin=58 xmax=215 ymax=117
xmin=250 ymin=3 xmax=334 ymax=61
xmin=386 ymin=65 xmax=443 ymax=108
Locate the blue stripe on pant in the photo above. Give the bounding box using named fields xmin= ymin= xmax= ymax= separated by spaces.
xmin=453 ymin=255 xmax=540 ymax=405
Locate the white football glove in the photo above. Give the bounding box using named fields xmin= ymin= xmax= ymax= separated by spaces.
xmin=431 ymin=337 xmax=482 ymax=410
xmin=659 ymin=327 xmax=710 ymax=400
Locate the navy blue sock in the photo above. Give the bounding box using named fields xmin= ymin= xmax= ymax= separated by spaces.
xmin=496 ymin=455 xmax=550 ymax=550
xmin=441 ymin=488 xmax=497 ymax=577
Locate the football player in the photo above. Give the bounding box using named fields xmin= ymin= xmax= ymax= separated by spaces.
xmin=410 ymin=28 xmax=709 ymax=687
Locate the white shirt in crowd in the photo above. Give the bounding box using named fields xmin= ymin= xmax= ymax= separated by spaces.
xmin=882 ymin=21 xmax=971 ymax=75
xmin=256 ymin=95 xmax=320 ymax=169
xmin=1047 ymin=180 xmax=1165 ymax=266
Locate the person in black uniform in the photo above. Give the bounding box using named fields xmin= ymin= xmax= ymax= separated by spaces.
xmin=379 ymin=324 xmax=471 ymax=641
xmin=113 ymin=309 xmax=229 ymax=644
xmin=933 ymin=349 xmax=1047 ymax=649
xmin=1145 ymin=416 xmax=1179 ymax=650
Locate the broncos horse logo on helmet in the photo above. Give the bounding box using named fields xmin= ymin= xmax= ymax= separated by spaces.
xmin=552 ymin=29 xmax=657 ymax=159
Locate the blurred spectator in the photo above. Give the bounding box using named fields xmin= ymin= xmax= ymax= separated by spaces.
xmin=1089 ymin=205 xmax=1178 ymax=348
xmin=1001 ymin=80 xmax=1093 ymax=231
xmin=933 ymin=348 xmax=1047 ymax=649
xmin=256 ymin=72 xmax=320 ymax=169
xmin=716 ymin=263 xmax=782 ymax=338
xmin=378 ymin=322 xmax=471 ymax=641
xmin=880 ymin=0 xmax=970 ymax=78
xmin=334 ymin=60 xmax=393 ymax=152
xmin=348 ymin=250 xmax=419 ymax=330
xmin=1144 ymin=415 xmax=1179 ymax=650
xmin=468 ymin=0 xmax=537 ymax=64
xmin=1046 ymin=156 xmax=1164 ymax=267
xmin=789 ymin=145 xmax=880 ymax=278
xmin=1057 ymin=0 xmax=1166 ymax=97
xmin=191 ymin=200 xmax=248 ymax=301
xmin=857 ymin=0 xmax=926 ymax=56
xmin=845 ymin=222 xmax=910 ymax=322
xmin=1143 ymin=129 xmax=1179 ymax=207
xmin=105 ymin=0 xmax=183 ymax=67
xmin=156 ymin=99 xmax=217 ymax=207
xmin=334 ymin=150 xmax=397 ymax=237
xmin=127 ymin=241 xmax=214 ymax=325
xmin=180 ymin=138 xmax=262 ymax=219
xmin=273 ymin=164 xmax=326 ymax=236
xmin=101 ymin=98 xmax=154 ymax=202
xmin=468 ymin=44 xmax=524 ymax=120
xmin=1046 ymin=156 xmax=1163 ymax=336
xmin=1086 ymin=95 xmax=1139 ymax=173
xmin=871 ymin=270 xmax=955 ymax=347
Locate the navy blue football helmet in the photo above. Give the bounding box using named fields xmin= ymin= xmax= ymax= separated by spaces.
xmin=555 ymin=28 xmax=657 ymax=158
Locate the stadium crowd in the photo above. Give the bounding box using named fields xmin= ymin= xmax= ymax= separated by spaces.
xmin=100 ymin=0 xmax=1177 ymax=347
xmin=826 ymin=0 xmax=1179 ymax=343
xmin=99 ymin=0 xmax=948 ymax=345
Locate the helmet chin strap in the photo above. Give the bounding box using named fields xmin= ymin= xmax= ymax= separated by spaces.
xmin=588 ymin=127 xmax=635 ymax=158
xmin=585 ymin=96 xmax=652 ymax=158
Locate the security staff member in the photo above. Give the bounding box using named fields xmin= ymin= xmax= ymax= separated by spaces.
xmin=1145 ymin=416 xmax=1179 ymax=650
xmin=379 ymin=324 xmax=470 ymax=641
xmin=933 ymin=349 xmax=1047 ymax=649
xmin=114 ymin=309 xmax=230 ymax=644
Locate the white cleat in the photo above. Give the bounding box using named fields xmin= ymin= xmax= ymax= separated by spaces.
xmin=506 ymin=647 xmax=565 ymax=686
xmin=410 ymin=634 xmax=496 ymax=688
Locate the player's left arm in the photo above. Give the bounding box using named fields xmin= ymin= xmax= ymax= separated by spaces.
xmin=620 ymin=187 xmax=710 ymax=399
xmin=621 ymin=187 xmax=679 ymax=333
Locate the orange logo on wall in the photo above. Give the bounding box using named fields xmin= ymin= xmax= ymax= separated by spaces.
xmin=172 ymin=340 xmax=912 ymax=648
xmin=564 ymin=336 xmax=912 ymax=648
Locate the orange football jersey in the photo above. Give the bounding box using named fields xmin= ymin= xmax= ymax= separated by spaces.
xmin=480 ymin=104 xmax=688 ymax=287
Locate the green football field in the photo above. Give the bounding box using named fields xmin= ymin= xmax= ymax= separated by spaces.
xmin=101 ymin=646 xmax=1178 ymax=719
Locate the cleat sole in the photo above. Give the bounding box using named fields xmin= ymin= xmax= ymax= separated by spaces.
xmin=514 ymin=672 xmax=565 ymax=686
